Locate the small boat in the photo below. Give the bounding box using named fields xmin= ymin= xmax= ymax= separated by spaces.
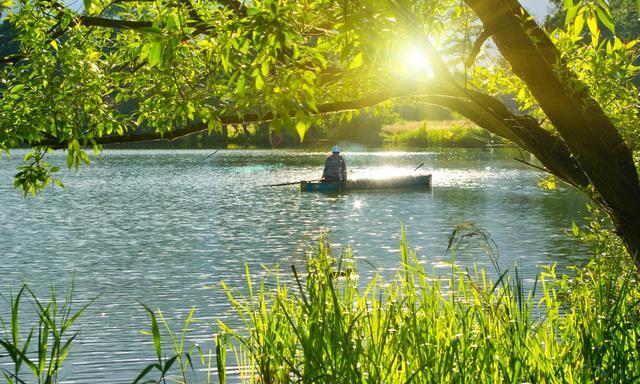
xmin=300 ymin=174 xmax=432 ymax=192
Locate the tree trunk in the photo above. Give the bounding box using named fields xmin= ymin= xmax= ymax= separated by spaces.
xmin=465 ymin=0 xmax=640 ymax=262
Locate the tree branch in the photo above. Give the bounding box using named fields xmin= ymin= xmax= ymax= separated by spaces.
xmin=79 ymin=16 xmax=153 ymax=29
xmin=465 ymin=28 xmax=491 ymax=68
xmin=38 ymin=84 xmax=428 ymax=148
xmin=33 ymin=76 xmax=592 ymax=196
xmin=0 ymin=0 xmax=256 ymax=68
xmin=419 ymin=91 xmax=590 ymax=190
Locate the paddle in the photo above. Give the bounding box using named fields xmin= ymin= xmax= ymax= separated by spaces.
xmin=413 ymin=163 xmax=424 ymax=171
xmin=262 ymin=179 xmax=323 ymax=187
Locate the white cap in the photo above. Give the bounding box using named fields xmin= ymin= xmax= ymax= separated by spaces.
xmin=331 ymin=145 xmax=340 ymax=153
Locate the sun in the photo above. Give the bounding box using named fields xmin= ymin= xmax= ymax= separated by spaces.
xmin=397 ymin=45 xmax=434 ymax=80
xmin=406 ymin=49 xmax=430 ymax=72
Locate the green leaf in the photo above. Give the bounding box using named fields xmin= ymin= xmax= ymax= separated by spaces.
xmin=255 ymin=74 xmax=264 ymax=90
xmin=138 ymin=27 xmax=163 ymax=35
xmin=295 ymin=112 xmax=308 ymax=142
xmin=12 ymin=83 xmax=25 ymax=93
xmin=132 ymin=363 xmax=160 ymax=384
xmin=571 ymin=222 xmax=579 ymax=236
xmin=142 ymin=304 xmax=162 ymax=362
xmin=295 ymin=120 xmax=307 ymax=142
xmin=61 ymin=14 xmax=70 ymax=29
xmin=148 ymin=42 xmax=163 ymax=67
xmin=348 ymin=52 xmax=363 ymax=69
xmin=594 ymin=5 xmax=615 ymax=34
xmin=573 ymin=12 xmax=585 ymax=37
xmin=207 ymin=119 xmax=220 ymax=134
xmin=586 ymin=14 xmax=599 ymax=39
xmin=247 ymin=7 xmax=260 ymax=16
xmin=83 ymin=0 xmax=92 ymax=11
xmin=538 ymin=175 xmax=556 ymax=190
xmin=565 ymin=4 xmax=581 ymax=25
xmin=235 ymin=75 xmax=246 ymax=96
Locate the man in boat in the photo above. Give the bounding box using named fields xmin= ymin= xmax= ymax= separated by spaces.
xmin=322 ymin=145 xmax=347 ymax=183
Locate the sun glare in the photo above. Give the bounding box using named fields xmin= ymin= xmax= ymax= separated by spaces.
xmin=401 ymin=46 xmax=434 ymax=79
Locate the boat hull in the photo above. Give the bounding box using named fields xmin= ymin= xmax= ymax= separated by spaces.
xmin=300 ymin=174 xmax=432 ymax=192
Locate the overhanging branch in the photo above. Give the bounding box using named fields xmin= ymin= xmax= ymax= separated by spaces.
xmin=39 ymin=85 xmax=429 ymax=148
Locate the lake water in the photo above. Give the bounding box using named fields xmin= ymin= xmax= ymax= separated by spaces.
xmin=0 ymin=148 xmax=589 ymax=382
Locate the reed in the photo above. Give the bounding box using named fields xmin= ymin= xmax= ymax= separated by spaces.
xmin=217 ymin=229 xmax=640 ymax=383
xmin=132 ymin=304 xmax=203 ymax=384
xmin=381 ymin=120 xmax=502 ymax=148
xmin=0 ymin=282 xmax=96 ymax=384
xmin=2 ymin=227 xmax=639 ymax=383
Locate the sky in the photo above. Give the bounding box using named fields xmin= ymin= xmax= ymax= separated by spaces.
xmin=520 ymin=0 xmax=553 ymax=21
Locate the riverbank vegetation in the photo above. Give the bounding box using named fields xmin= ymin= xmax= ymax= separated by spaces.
xmin=212 ymin=225 xmax=640 ymax=383
xmin=2 ymin=224 xmax=638 ymax=383
xmin=381 ymin=119 xmax=505 ymax=148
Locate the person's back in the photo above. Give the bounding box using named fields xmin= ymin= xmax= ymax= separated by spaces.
xmin=322 ymin=146 xmax=347 ymax=182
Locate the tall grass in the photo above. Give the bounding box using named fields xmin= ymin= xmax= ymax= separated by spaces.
xmin=0 ymin=282 xmax=96 ymax=384
xmin=381 ymin=120 xmax=505 ymax=148
xmin=2 ymin=227 xmax=639 ymax=383
xmin=217 ymin=230 xmax=640 ymax=383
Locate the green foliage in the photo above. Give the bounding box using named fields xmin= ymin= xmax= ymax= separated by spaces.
xmin=321 ymin=105 xmax=397 ymax=145
xmin=0 ymin=282 xmax=96 ymax=384
xmin=551 ymin=29 xmax=640 ymax=152
xmin=133 ymin=305 xmax=197 ymax=384
xmin=473 ymin=0 xmax=640 ymax=161
xmin=2 ymin=0 xmax=638 ymax=195
xmin=555 ymin=0 xmax=640 ymax=153
xmin=538 ymin=175 xmax=557 ymax=190
xmin=381 ymin=119 xmax=500 ymax=147
xmin=217 ymin=231 xmax=640 ymax=383
xmin=1 ymin=227 xmax=639 ymax=383
xmin=13 ymin=149 xmax=64 ymax=196
xmin=562 ymin=0 xmax=616 ymax=40
xmin=0 ymin=0 xmax=462 ymax=193
xmin=547 ymin=0 xmax=640 ymax=40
